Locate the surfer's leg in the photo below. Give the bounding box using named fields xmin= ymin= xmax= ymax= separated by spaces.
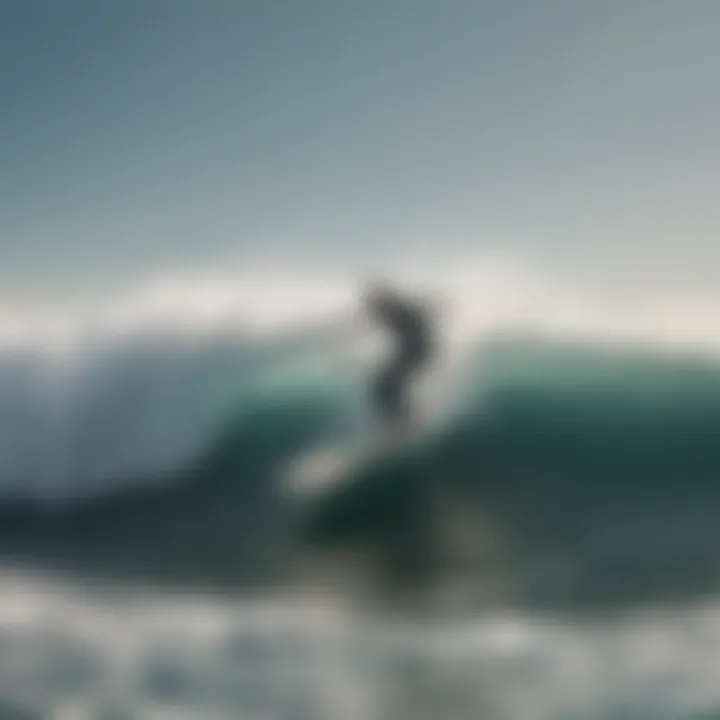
xmin=369 ymin=360 xmax=408 ymax=431
xmin=370 ymin=336 xmax=432 ymax=431
xmin=391 ymin=347 xmax=429 ymax=427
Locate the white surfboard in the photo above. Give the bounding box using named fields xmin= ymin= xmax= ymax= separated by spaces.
xmin=283 ymin=442 xmax=370 ymax=498
xmin=283 ymin=419 xmax=435 ymax=501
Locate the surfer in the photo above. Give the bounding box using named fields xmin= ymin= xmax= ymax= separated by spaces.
xmin=365 ymin=281 xmax=435 ymax=435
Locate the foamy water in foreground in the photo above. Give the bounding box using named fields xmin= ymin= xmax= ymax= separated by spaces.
xmin=0 ymin=569 xmax=718 ymax=720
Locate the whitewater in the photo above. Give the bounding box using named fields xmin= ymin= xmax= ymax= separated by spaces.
xmin=4 ymin=254 xmax=720 ymax=718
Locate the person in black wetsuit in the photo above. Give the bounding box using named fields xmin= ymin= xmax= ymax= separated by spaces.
xmin=365 ymin=281 xmax=435 ymax=433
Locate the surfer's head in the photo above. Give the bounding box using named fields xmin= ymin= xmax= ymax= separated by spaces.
xmin=363 ymin=278 xmax=397 ymax=312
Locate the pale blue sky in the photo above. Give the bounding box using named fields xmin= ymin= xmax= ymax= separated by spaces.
xmin=3 ymin=1 xmax=720 ymax=303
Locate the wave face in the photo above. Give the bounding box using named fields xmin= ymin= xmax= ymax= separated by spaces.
xmin=1 ymin=322 xmax=720 ymax=610
xmin=1 ymin=255 xmax=719 ymax=508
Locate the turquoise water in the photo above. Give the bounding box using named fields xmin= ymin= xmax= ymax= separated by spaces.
xmin=4 ymin=334 xmax=720 ymax=604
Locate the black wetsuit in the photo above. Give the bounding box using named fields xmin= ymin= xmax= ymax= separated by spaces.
xmin=369 ymin=296 xmax=433 ymax=428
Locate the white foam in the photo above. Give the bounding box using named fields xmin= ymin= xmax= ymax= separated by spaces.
xmin=0 ymin=569 xmax=718 ymax=719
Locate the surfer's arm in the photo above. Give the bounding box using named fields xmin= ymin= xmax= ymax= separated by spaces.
xmin=257 ymin=311 xmax=360 ymax=355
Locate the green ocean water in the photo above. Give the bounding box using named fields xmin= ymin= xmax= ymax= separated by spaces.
xmin=1 ymin=334 xmax=720 ymax=613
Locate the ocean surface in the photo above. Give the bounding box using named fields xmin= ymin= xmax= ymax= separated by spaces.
xmin=2 ymin=266 xmax=720 ymax=718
